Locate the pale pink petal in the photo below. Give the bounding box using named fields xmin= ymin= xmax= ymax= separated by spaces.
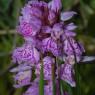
xmin=61 ymin=11 xmax=77 ymax=21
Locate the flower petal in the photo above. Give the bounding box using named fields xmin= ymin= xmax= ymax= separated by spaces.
xmin=81 ymin=56 xmax=95 ymax=62
xmin=10 ymin=64 xmax=32 ymax=72
xmin=42 ymin=37 xmax=62 ymax=56
xmin=48 ymin=0 xmax=62 ymax=12
xmin=12 ymin=43 xmax=40 ymax=64
xmin=61 ymin=11 xmax=77 ymax=21
xmin=13 ymin=70 xmax=32 ymax=88
xmin=23 ymin=80 xmax=53 ymax=95
xmin=61 ymin=63 xmax=76 ymax=87
xmin=35 ymin=56 xmax=55 ymax=80
xmin=66 ymin=23 xmax=77 ymax=31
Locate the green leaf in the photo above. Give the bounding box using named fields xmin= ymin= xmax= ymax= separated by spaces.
xmin=60 ymin=80 xmax=64 ymax=95
xmin=80 ymin=0 xmax=94 ymax=27
xmin=89 ymin=0 xmax=95 ymax=10
xmin=61 ymin=80 xmax=73 ymax=95
xmin=14 ymin=88 xmax=22 ymax=95
xmin=87 ymin=15 xmax=95 ymax=37
xmin=0 ymin=78 xmax=9 ymax=95
xmin=80 ymin=0 xmax=94 ymax=15
xmin=39 ymin=63 xmax=44 ymax=95
xmin=0 ymin=0 xmax=12 ymax=12
xmin=52 ymin=80 xmax=56 ymax=95
xmin=75 ymin=63 xmax=81 ymax=95
xmin=62 ymin=0 xmax=76 ymax=10
xmin=12 ymin=0 xmax=22 ymax=26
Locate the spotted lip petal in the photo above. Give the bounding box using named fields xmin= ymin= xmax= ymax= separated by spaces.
xmin=60 ymin=63 xmax=76 ymax=87
xmin=17 ymin=21 xmax=33 ymax=37
xmin=42 ymin=37 xmax=62 ymax=56
xmin=35 ymin=56 xmax=55 ymax=80
xmin=12 ymin=43 xmax=40 ymax=64
xmin=23 ymin=80 xmax=53 ymax=95
xmin=63 ymin=37 xmax=84 ymax=56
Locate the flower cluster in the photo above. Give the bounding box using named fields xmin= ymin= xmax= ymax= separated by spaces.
xmin=11 ymin=0 xmax=86 ymax=95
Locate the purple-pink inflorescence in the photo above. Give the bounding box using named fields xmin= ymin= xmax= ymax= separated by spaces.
xmin=11 ymin=0 xmax=88 ymax=95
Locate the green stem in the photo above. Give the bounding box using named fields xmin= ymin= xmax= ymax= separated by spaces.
xmin=75 ymin=64 xmax=81 ymax=95
xmin=52 ymin=64 xmax=56 ymax=95
xmin=60 ymin=80 xmax=64 ymax=95
xmin=39 ymin=55 xmax=44 ymax=95
xmin=56 ymin=57 xmax=61 ymax=95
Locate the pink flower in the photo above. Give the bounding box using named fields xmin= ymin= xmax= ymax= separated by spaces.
xmin=10 ymin=0 xmax=92 ymax=94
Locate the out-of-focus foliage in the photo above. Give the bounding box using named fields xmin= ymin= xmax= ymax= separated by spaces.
xmin=0 ymin=0 xmax=95 ymax=95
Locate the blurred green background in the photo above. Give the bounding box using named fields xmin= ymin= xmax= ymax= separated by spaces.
xmin=0 ymin=0 xmax=95 ymax=95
